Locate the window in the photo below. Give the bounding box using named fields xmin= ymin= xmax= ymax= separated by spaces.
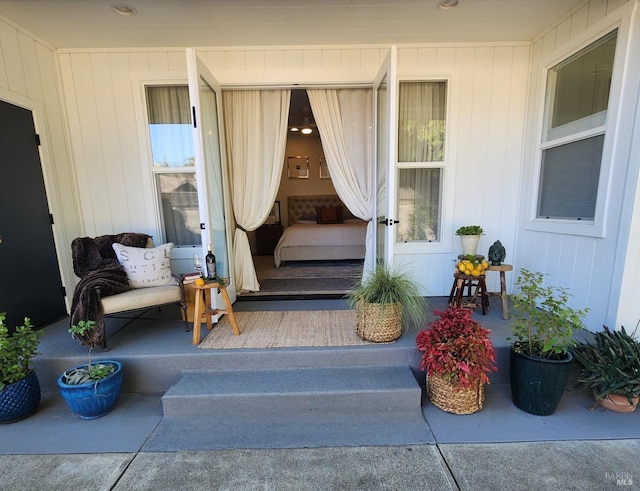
xmin=396 ymin=81 xmax=446 ymax=242
xmin=537 ymin=30 xmax=617 ymax=221
xmin=145 ymin=85 xmax=199 ymax=246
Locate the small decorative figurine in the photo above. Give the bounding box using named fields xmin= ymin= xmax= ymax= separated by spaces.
xmin=488 ymin=240 xmax=506 ymax=266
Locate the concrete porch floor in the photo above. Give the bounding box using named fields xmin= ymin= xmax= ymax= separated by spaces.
xmin=1 ymin=297 xmax=639 ymax=490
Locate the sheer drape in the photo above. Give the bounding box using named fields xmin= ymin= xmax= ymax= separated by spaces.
xmin=222 ymin=90 xmax=291 ymax=292
xmin=307 ymin=89 xmax=375 ymax=272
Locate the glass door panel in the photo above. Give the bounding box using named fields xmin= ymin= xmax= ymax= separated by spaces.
xmin=374 ymin=47 xmax=398 ymax=265
xmin=186 ymin=49 xmax=236 ymax=306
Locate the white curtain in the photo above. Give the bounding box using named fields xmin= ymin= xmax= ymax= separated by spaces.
xmin=222 ymin=90 xmax=291 ymax=292
xmin=307 ymin=88 xmax=375 ymax=272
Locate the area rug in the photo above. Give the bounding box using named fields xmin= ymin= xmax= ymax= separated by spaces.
xmin=253 ymin=256 xmax=363 ymax=281
xmin=198 ymin=310 xmax=373 ymax=349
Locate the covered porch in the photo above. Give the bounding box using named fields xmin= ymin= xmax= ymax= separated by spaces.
xmin=3 ymin=297 xmax=639 ymax=456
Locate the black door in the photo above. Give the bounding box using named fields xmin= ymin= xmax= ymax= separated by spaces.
xmin=0 ymin=100 xmax=66 ymax=330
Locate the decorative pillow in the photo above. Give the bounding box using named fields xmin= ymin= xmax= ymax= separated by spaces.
xmin=316 ymin=206 xmax=343 ymax=224
xmin=112 ymin=242 xmax=177 ymax=289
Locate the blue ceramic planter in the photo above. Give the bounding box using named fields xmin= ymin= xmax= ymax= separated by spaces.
xmin=0 ymin=370 xmax=41 ymax=423
xmin=57 ymin=361 xmax=123 ymax=419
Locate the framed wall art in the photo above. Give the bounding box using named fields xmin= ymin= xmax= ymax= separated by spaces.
xmin=287 ymin=156 xmax=309 ymax=179
xmin=319 ymin=157 xmax=330 ymax=179
xmin=265 ymin=200 xmax=281 ymax=225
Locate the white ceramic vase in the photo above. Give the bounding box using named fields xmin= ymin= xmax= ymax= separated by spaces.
xmin=460 ymin=235 xmax=481 ymax=256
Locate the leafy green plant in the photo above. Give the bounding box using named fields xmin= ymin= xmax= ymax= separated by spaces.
xmin=573 ymin=325 xmax=640 ymax=406
xmin=416 ymin=307 xmax=497 ymax=389
xmin=345 ymin=262 xmax=426 ymax=328
xmin=63 ymin=320 xmax=114 ymax=385
xmin=455 ymin=225 xmax=484 ymax=235
xmin=0 ymin=313 xmax=41 ymax=391
xmin=509 ymin=269 xmax=588 ymax=359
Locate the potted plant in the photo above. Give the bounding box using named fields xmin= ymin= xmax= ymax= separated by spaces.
xmin=509 ymin=269 xmax=588 ymax=416
xmin=345 ymin=262 xmax=425 ymax=342
xmin=416 ymin=306 xmax=497 ymax=414
xmin=573 ymin=325 xmax=640 ymax=413
xmin=57 ymin=320 xmax=123 ymax=419
xmin=0 ymin=312 xmax=41 ymax=423
xmin=455 ymin=225 xmax=484 ymax=256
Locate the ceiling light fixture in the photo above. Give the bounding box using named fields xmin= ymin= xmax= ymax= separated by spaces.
xmin=111 ymin=3 xmax=138 ymax=16
xmin=437 ymin=0 xmax=459 ymax=10
xmin=301 ymin=127 xmax=313 ymax=135
xmin=290 ymin=127 xmax=300 ymax=132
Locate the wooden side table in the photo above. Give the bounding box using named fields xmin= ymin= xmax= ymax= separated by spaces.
xmin=192 ymin=280 xmax=241 ymax=345
xmin=486 ymin=264 xmax=513 ymax=320
xmin=448 ymin=273 xmax=489 ymax=315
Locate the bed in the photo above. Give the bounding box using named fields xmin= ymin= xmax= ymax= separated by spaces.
xmin=273 ymin=195 xmax=367 ymax=267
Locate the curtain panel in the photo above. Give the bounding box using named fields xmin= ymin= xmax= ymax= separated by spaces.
xmin=307 ymin=88 xmax=375 ymax=273
xmin=222 ymin=90 xmax=291 ymax=292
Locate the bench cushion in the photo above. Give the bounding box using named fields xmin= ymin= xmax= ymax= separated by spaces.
xmin=101 ymin=285 xmax=182 ymax=314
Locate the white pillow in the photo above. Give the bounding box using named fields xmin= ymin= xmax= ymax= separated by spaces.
xmin=112 ymin=242 xmax=177 ymax=289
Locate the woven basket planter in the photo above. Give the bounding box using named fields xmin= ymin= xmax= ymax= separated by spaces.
xmin=427 ymin=373 xmax=485 ymax=414
xmin=356 ymin=302 xmax=402 ymax=343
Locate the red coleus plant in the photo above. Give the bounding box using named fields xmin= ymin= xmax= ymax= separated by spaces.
xmin=416 ymin=306 xmax=497 ymax=389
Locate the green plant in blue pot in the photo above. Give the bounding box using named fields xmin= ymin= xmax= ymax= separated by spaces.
xmin=0 ymin=312 xmax=41 ymax=423
xmin=58 ymin=320 xmax=123 ymax=419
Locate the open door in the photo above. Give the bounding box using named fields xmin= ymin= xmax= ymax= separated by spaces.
xmin=374 ymin=47 xmax=398 ymax=266
xmin=186 ymin=49 xmax=236 ymax=308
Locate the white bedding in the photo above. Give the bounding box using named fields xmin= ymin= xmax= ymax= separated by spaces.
xmin=274 ymin=221 xmax=367 ymax=267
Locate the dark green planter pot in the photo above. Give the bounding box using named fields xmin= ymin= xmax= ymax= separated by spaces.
xmin=0 ymin=370 xmax=41 ymax=423
xmin=509 ymin=349 xmax=573 ymax=416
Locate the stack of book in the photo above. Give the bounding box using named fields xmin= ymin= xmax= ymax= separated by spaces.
xmin=182 ymin=272 xmax=203 ymax=284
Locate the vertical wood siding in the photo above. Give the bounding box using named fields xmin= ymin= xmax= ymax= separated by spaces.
xmin=518 ymin=0 xmax=636 ymax=330
xmin=0 ymin=17 xmax=80 ymax=311
xmin=57 ymin=44 xmax=530 ymax=298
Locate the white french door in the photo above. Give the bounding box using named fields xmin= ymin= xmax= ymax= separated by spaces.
xmin=374 ymin=47 xmax=398 ymax=266
xmin=186 ymin=48 xmax=236 ymax=306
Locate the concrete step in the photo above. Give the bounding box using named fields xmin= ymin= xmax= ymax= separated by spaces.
xmin=145 ymin=365 xmax=434 ymax=450
xmin=162 ymin=366 xmax=422 ymax=417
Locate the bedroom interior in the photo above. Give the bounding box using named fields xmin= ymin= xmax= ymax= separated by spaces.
xmin=242 ymin=89 xmax=366 ymax=300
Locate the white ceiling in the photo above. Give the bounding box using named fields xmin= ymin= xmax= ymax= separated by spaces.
xmin=0 ymin=0 xmax=584 ymax=49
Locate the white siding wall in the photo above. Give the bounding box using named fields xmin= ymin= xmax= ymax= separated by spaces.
xmin=393 ymin=45 xmax=530 ymax=296
xmin=58 ymin=43 xmax=530 ymax=296
xmin=518 ymin=0 xmax=638 ymax=330
xmin=0 ymin=16 xmax=80 ymax=311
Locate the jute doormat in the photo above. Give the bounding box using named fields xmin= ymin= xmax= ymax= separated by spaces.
xmin=198 ymin=310 xmax=373 ymax=349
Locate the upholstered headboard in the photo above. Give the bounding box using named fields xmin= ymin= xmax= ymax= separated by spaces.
xmin=287 ymin=195 xmax=354 ymax=226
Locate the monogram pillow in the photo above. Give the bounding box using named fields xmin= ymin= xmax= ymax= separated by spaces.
xmin=112 ymin=242 xmax=177 ymax=288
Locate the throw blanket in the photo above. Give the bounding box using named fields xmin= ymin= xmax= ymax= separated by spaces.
xmin=70 ymin=233 xmax=150 ymax=347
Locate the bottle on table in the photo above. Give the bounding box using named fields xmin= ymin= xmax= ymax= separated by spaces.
xmin=205 ymin=243 xmax=217 ymax=280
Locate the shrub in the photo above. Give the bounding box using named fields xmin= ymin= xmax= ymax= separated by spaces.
xmin=416 ymin=306 xmax=497 ymax=389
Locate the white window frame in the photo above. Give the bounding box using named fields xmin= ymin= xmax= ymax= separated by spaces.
xmin=131 ymin=72 xmax=198 ymax=262
xmin=394 ymin=69 xmax=459 ymax=255
xmin=527 ymin=21 xmax=626 ymax=238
